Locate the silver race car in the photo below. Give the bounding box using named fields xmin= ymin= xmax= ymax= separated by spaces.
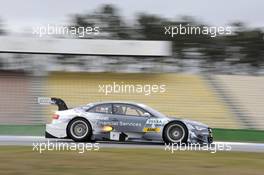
xmin=38 ymin=97 xmax=213 ymax=144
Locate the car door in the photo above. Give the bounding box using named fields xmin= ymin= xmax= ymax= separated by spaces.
xmin=111 ymin=103 xmax=149 ymax=132
xmin=83 ymin=103 xmax=120 ymax=130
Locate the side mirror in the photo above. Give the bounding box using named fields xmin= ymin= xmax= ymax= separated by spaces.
xmin=143 ymin=112 xmax=151 ymax=117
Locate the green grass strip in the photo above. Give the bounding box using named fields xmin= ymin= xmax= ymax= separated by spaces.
xmin=213 ymin=128 xmax=264 ymax=142
xmin=0 ymin=125 xmax=45 ymax=136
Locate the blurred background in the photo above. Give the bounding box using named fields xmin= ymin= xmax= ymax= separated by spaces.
xmin=0 ymin=0 xmax=264 ymax=137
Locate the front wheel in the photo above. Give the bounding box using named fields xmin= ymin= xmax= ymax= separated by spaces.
xmin=67 ymin=118 xmax=92 ymax=142
xmin=163 ymin=121 xmax=188 ymax=144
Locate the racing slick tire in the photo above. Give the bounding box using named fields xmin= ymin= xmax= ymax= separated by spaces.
xmin=163 ymin=121 xmax=188 ymax=144
xmin=67 ymin=117 xmax=92 ymax=142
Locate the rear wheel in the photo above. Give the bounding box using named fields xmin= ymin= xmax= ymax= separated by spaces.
xmin=163 ymin=121 xmax=188 ymax=144
xmin=67 ymin=118 xmax=92 ymax=142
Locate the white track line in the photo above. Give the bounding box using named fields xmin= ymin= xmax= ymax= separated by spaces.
xmin=0 ymin=136 xmax=263 ymax=152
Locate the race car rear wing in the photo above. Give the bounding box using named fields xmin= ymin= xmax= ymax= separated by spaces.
xmin=37 ymin=97 xmax=68 ymax=111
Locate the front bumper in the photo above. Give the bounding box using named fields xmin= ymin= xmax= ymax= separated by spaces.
xmin=189 ymin=127 xmax=213 ymax=144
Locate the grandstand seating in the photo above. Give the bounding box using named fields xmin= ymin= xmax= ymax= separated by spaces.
xmin=214 ymin=75 xmax=264 ymax=130
xmin=46 ymin=72 xmax=241 ymax=129
xmin=2 ymin=71 xmax=262 ymax=130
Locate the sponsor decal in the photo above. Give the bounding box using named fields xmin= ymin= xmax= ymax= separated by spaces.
xmin=146 ymin=119 xmax=167 ymax=125
xmin=37 ymin=97 xmax=52 ymax=105
xmin=110 ymin=132 xmax=120 ymax=140
xmin=97 ymin=121 xmax=118 ymax=126
xmin=97 ymin=121 xmax=141 ymax=127
xmin=143 ymin=127 xmax=161 ymax=132
xmin=119 ymin=121 xmax=141 ymax=127
xmin=94 ymin=116 xmax=109 ymax=120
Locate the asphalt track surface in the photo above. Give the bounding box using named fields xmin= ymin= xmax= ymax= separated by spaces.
xmin=0 ymin=136 xmax=264 ymax=153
